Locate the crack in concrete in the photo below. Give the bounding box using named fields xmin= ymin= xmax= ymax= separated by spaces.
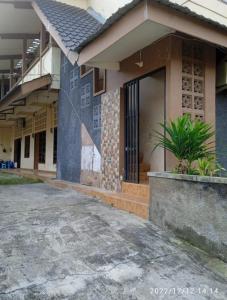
xmin=0 ymin=253 xmax=175 ymax=296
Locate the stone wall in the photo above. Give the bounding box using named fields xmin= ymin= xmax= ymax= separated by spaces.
xmin=101 ymin=89 xmax=121 ymax=191
xmin=149 ymin=172 xmax=227 ymax=262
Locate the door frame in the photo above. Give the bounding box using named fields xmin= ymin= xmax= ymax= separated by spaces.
xmin=34 ymin=133 xmax=39 ymax=170
xmin=14 ymin=138 xmax=21 ymax=168
xmin=123 ymin=67 xmax=167 ymax=183
xmin=124 ymin=79 xmax=140 ymax=183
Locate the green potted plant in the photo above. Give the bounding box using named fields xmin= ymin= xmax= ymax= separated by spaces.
xmin=149 ymin=115 xmax=227 ymax=261
xmin=154 ymin=114 xmax=217 ymax=175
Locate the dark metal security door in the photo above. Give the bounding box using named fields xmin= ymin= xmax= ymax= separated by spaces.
xmin=125 ymin=80 xmax=139 ymax=183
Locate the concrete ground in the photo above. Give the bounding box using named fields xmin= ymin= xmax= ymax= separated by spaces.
xmin=0 ymin=184 xmax=227 ymax=300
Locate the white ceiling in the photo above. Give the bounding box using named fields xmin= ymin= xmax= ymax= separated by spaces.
xmin=88 ymin=21 xmax=174 ymax=69
xmin=0 ymin=1 xmax=41 ymax=70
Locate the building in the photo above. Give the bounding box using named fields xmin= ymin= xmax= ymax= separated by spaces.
xmin=0 ymin=0 xmax=227 ymax=217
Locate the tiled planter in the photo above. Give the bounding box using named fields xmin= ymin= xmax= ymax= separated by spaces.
xmin=148 ymin=172 xmax=227 ymax=261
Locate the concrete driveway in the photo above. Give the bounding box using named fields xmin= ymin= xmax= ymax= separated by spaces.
xmin=0 ymin=183 xmax=227 ymax=300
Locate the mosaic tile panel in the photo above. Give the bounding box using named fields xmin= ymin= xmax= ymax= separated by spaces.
xmin=81 ymin=83 xmax=91 ymax=108
xmin=101 ymin=89 xmax=121 ymax=192
xmin=93 ymin=104 xmax=101 ymax=130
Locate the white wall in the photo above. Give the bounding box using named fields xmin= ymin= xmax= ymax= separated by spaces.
xmin=20 ymin=134 xmax=34 ymax=169
xmin=21 ymin=47 xmax=61 ymax=89
xmin=57 ymin=0 xmax=88 ymax=9
xmin=57 ymin=0 xmax=227 ymax=24
xmin=170 ymin=0 xmax=227 ymax=26
xmin=38 ymin=106 xmax=56 ymax=172
xmin=0 ymin=127 xmax=13 ymax=161
xmin=56 ymin=0 xmax=132 ymax=19
xmin=88 ymin=0 xmax=132 ymax=19
xmin=14 ymin=105 xmax=56 ymax=172
xmin=139 ymin=70 xmax=165 ymax=172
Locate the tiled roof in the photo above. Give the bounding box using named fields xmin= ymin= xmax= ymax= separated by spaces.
xmin=34 ymin=0 xmax=102 ymax=52
xmin=34 ymin=0 xmax=227 ymax=54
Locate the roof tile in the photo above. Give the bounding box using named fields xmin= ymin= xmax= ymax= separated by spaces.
xmin=35 ymin=0 xmax=102 ymax=52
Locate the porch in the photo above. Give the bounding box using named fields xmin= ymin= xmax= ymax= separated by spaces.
xmin=2 ymin=168 xmax=150 ymax=219
xmin=1 ymin=182 xmax=226 ymax=299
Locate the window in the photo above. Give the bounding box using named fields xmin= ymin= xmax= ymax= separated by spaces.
xmin=93 ymin=68 xmax=106 ymax=95
xmin=80 ymin=65 xmax=93 ymax=77
xmin=70 ymin=68 xmax=78 ymax=90
xmin=24 ymin=135 xmax=30 ymax=158
xmin=93 ymin=104 xmax=101 ymax=129
xmin=53 ymin=127 xmax=57 ymax=164
xmin=39 ymin=131 xmax=46 ymax=164
xmin=81 ymin=83 xmax=91 ymax=108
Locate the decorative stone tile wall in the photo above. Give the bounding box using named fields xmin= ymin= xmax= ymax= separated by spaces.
xmin=181 ymin=41 xmax=205 ymax=121
xmin=101 ymin=89 xmax=121 ymax=191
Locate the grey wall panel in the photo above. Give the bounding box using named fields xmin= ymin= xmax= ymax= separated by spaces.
xmin=57 ymin=53 xmax=101 ymax=182
xmin=216 ymin=91 xmax=227 ymax=170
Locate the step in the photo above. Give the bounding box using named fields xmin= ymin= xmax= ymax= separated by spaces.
xmin=140 ymin=162 xmax=150 ymax=172
xmin=103 ymin=192 xmax=149 ymax=219
xmin=49 ymin=180 xmax=150 ymax=219
xmin=139 ymin=171 xmax=149 ymax=181
xmin=122 ymin=182 xmax=149 ymax=199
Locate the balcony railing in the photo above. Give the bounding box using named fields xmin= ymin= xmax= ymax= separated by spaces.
xmin=19 ymin=46 xmax=61 ymax=89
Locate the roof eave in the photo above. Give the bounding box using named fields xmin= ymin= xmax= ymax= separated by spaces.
xmin=77 ymin=0 xmax=227 ymax=68
xmin=32 ymin=0 xmax=79 ymax=65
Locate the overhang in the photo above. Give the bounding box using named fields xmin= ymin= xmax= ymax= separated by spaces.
xmin=0 ymin=0 xmax=41 ymax=72
xmin=0 ymin=74 xmax=52 ymax=112
xmin=32 ymin=0 xmax=102 ymax=66
xmin=78 ymin=0 xmax=227 ymax=70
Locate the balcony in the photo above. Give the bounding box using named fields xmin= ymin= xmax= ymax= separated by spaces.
xmin=19 ymin=46 xmax=61 ymax=89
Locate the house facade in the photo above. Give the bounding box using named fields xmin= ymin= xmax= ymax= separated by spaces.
xmin=0 ymin=0 xmax=227 ymax=216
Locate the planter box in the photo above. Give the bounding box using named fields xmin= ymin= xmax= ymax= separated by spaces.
xmin=148 ymin=172 xmax=227 ymax=262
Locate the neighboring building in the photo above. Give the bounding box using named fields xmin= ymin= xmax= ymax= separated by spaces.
xmin=0 ymin=0 xmax=227 ymax=214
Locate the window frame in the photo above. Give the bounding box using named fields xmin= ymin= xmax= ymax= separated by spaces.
xmin=80 ymin=65 xmax=93 ymax=78
xmin=93 ymin=68 xmax=106 ymax=96
xmin=53 ymin=127 xmax=57 ymax=165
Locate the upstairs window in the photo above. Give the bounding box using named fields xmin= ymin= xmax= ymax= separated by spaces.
xmin=93 ymin=68 xmax=106 ymax=96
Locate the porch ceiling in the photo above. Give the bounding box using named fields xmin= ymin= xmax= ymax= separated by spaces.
xmin=78 ymin=0 xmax=227 ymax=70
xmin=0 ymin=74 xmax=52 ymax=123
xmin=82 ymin=20 xmax=173 ymax=70
xmin=0 ymin=0 xmax=41 ymax=70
